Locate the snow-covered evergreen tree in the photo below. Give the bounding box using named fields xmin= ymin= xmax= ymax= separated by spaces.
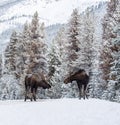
xmin=5 ymin=31 xmax=18 ymax=73
xmin=108 ymin=0 xmax=120 ymax=102
xmin=1 ymin=12 xmax=49 ymax=100
xmin=100 ymin=0 xmax=120 ymax=102
xmin=48 ymin=27 xmax=70 ymax=98
xmin=73 ymin=8 xmax=95 ymax=74
xmin=67 ymin=8 xmax=81 ymax=70
xmin=0 ymin=54 xmax=2 ymax=77
xmin=27 ymin=12 xmax=48 ymax=75
xmin=64 ymin=9 xmax=87 ymax=98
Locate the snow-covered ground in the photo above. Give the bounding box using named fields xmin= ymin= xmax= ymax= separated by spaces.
xmin=0 ymin=98 xmax=119 ymax=125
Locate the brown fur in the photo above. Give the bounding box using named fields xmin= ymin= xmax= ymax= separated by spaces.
xmin=24 ymin=73 xmax=51 ymax=101
xmin=64 ymin=69 xmax=89 ymax=99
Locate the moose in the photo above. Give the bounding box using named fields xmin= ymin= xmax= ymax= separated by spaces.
xmin=24 ymin=73 xmax=51 ymax=101
xmin=64 ymin=69 xmax=89 ymax=99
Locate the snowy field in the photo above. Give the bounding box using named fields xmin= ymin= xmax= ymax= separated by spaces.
xmin=0 ymin=98 xmax=120 ymax=125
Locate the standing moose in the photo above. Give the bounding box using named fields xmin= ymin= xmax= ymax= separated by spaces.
xmin=24 ymin=73 xmax=51 ymax=101
xmin=64 ymin=69 xmax=89 ymax=99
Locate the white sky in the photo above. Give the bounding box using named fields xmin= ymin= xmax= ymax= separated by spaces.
xmin=0 ymin=0 xmax=109 ymax=5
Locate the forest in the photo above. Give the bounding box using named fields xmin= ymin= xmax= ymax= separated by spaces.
xmin=0 ymin=0 xmax=119 ymax=102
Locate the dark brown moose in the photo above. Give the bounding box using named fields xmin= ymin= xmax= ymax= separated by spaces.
xmin=64 ymin=69 xmax=89 ymax=99
xmin=24 ymin=73 xmax=51 ymax=101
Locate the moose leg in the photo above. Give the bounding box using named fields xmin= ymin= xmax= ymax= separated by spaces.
xmin=24 ymin=84 xmax=28 ymax=101
xmin=85 ymin=84 xmax=89 ymax=99
xmin=77 ymin=83 xmax=82 ymax=99
xmin=30 ymin=87 xmax=34 ymax=101
xmin=24 ymin=86 xmax=30 ymax=101
xmin=83 ymin=84 xmax=88 ymax=99
xmin=33 ymin=87 xmax=37 ymax=101
xmin=24 ymin=91 xmax=27 ymax=101
xmin=24 ymin=88 xmax=27 ymax=101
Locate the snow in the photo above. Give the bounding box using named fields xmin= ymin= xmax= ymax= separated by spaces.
xmin=0 ymin=98 xmax=119 ymax=125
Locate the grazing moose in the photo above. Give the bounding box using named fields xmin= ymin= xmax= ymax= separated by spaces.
xmin=64 ymin=69 xmax=89 ymax=99
xmin=24 ymin=73 xmax=51 ymax=101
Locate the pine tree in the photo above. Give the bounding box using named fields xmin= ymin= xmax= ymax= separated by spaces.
xmin=0 ymin=54 xmax=2 ymax=77
xmin=65 ymin=8 xmax=83 ymax=97
xmin=2 ymin=12 xmax=49 ymax=100
xmin=48 ymin=27 xmax=69 ymax=98
xmin=67 ymin=8 xmax=81 ymax=70
xmin=73 ymin=8 xmax=95 ymax=73
xmin=27 ymin=12 xmax=48 ymax=75
xmin=109 ymin=0 xmax=120 ymax=102
xmin=5 ymin=31 xmax=18 ymax=73
xmin=100 ymin=0 xmax=120 ymax=101
xmin=30 ymin=11 xmax=40 ymax=39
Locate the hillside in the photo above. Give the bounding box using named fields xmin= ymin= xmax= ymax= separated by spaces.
xmin=0 ymin=98 xmax=120 ymax=125
xmin=0 ymin=0 xmax=108 ymax=52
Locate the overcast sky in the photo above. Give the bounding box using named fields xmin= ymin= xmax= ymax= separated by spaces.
xmin=0 ymin=0 xmax=109 ymax=5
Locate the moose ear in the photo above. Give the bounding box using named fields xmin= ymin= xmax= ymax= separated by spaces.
xmin=40 ymin=73 xmax=46 ymax=80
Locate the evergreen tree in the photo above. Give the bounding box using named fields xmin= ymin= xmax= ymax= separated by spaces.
xmin=0 ymin=54 xmax=2 ymax=77
xmin=64 ymin=9 xmax=81 ymax=98
xmin=67 ymin=8 xmax=81 ymax=70
xmin=48 ymin=27 xmax=70 ymax=98
xmin=5 ymin=31 xmax=20 ymax=75
xmin=27 ymin=12 xmax=48 ymax=75
xmin=108 ymin=0 xmax=120 ymax=102
xmin=2 ymin=12 xmax=48 ymax=100
xmin=100 ymin=0 xmax=120 ymax=101
xmin=73 ymin=8 xmax=95 ymax=73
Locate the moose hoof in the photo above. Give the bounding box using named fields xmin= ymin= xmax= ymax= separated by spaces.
xmin=24 ymin=97 xmax=27 ymax=101
xmin=79 ymin=97 xmax=81 ymax=100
